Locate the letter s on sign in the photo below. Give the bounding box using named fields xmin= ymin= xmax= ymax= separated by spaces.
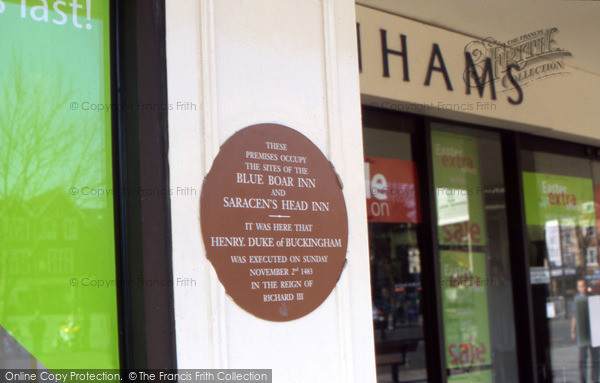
xmin=506 ymin=64 xmax=523 ymax=105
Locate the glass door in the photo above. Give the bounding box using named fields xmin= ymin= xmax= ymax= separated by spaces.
xmin=430 ymin=123 xmax=519 ymax=383
xmin=521 ymin=149 xmax=600 ymax=383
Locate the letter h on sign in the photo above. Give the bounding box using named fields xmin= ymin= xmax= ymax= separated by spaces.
xmin=380 ymin=29 xmax=409 ymax=81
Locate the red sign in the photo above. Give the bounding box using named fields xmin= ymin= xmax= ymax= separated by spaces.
xmin=364 ymin=157 xmax=420 ymax=223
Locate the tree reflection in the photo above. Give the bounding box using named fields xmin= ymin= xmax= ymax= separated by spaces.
xmin=0 ymin=54 xmax=117 ymax=368
xmin=0 ymin=54 xmax=103 ymax=201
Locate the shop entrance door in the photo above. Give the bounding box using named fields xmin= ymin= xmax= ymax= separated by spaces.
xmin=521 ymin=148 xmax=600 ymax=383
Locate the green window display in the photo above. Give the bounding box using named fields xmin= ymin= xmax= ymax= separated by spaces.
xmin=431 ymin=124 xmax=518 ymax=383
xmin=0 ymin=0 xmax=119 ymax=371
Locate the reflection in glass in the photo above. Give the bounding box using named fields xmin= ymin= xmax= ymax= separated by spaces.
xmin=522 ymin=152 xmax=600 ymax=382
xmin=432 ymin=123 xmax=518 ymax=383
xmin=370 ymin=223 xmax=426 ymax=381
xmin=0 ymin=0 xmax=119 ymax=370
xmin=364 ymin=126 xmax=429 ymax=382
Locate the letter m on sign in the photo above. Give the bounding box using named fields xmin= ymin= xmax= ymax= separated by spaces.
xmin=465 ymin=52 xmax=496 ymax=100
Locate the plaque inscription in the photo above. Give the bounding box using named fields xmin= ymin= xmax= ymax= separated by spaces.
xmin=200 ymin=124 xmax=348 ymax=321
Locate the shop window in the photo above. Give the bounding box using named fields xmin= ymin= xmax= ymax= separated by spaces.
xmin=363 ymin=118 xmax=430 ymax=383
xmin=431 ymin=123 xmax=519 ymax=383
xmin=0 ymin=0 xmax=119 ymax=370
xmin=522 ymin=150 xmax=600 ymax=383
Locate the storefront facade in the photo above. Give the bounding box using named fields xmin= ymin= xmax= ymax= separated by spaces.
xmin=1 ymin=1 xmax=599 ymax=382
xmin=357 ymin=2 xmax=600 ymax=382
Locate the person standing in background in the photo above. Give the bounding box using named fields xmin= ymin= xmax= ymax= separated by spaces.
xmin=572 ymin=279 xmax=600 ymax=383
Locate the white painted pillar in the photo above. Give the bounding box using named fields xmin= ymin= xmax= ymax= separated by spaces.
xmin=165 ymin=1 xmax=375 ymax=382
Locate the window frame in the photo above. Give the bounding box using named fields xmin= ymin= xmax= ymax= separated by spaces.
xmin=113 ymin=0 xmax=177 ymax=370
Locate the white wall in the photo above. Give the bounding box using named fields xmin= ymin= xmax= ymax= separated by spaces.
xmin=165 ymin=1 xmax=375 ymax=382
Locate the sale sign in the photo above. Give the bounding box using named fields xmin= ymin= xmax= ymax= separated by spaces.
xmin=441 ymin=251 xmax=491 ymax=370
xmin=431 ymin=131 xmax=486 ymax=246
xmin=364 ymin=157 xmax=420 ymax=223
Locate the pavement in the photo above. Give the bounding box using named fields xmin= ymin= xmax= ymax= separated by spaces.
xmin=549 ymin=318 xmax=597 ymax=383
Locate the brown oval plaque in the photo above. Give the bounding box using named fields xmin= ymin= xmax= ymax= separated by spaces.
xmin=200 ymin=124 xmax=348 ymax=321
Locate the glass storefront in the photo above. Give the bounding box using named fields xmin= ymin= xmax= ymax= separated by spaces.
xmin=364 ymin=108 xmax=600 ymax=383
xmin=522 ymin=151 xmax=600 ymax=383
xmin=0 ymin=0 xmax=120 ymax=370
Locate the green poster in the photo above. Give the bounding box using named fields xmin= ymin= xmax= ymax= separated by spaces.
xmin=441 ymin=251 xmax=491 ymax=369
xmin=448 ymin=370 xmax=493 ymax=383
xmin=432 ymin=131 xmax=486 ymax=246
xmin=0 ymin=0 xmax=119 ymax=371
xmin=522 ymin=171 xmax=595 ymax=227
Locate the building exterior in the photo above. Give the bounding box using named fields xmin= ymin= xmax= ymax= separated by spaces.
xmin=1 ymin=1 xmax=599 ymax=382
